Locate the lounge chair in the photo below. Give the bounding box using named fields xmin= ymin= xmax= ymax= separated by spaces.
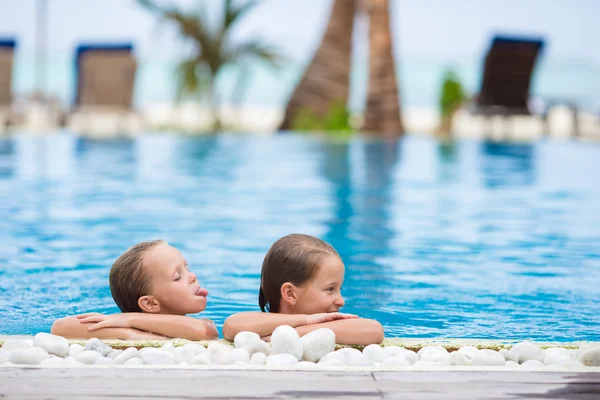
xmin=67 ymin=43 xmax=142 ymax=136
xmin=474 ymin=35 xmax=545 ymax=116
xmin=0 ymin=39 xmax=15 ymax=130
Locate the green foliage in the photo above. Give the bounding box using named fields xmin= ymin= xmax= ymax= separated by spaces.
xmin=439 ymin=69 xmax=466 ymax=117
xmin=137 ymin=0 xmax=285 ymax=129
xmin=291 ymin=101 xmax=353 ymax=134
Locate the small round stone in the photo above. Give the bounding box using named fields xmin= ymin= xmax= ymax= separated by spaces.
xmin=33 ymin=333 xmax=70 ymax=357
xmin=543 ymin=349 xmax=572 ymax=366
xmin=107 ymin=350 xmax=123 ymax=360
xmin=418 ymin=346 xmax=449 ymax=364
xmin=124 ymin=357 xmax=144 ymax=366
xmin=472 ymin=349 xmax=505 ymax=366
xmin=249 ymin=352 xmax=267 ymax=365
xmin=266 ymin=353 xmax=298 ymax=366
xmin=41 ymin=356 xmax=65 ymax=366
xmin=577 ymin=347 xmax=600 ymax=367
xmin=318 ymin=351 xmax=347 ymax=365
xmin=300 ymin=328 xmax=335 ymax=363
xmin=113 ymin=347 xmax=139 ymax=365
xmin=84 ymin=338 xmax=112 ymax=357
xmin=363 ymin=344 xmax=386 ymax=363
xmin=76 ymin=351 xmax=103 ymax=365
xmin=224 ymin=348 xmax=250 ymax=365
xmin=63 ymin=357 xmax=84 ymax=366
xmin=68 ymin=344 xmax=85 ymax=358
xmin=139 ymin=348 xmax=177 ymax=365
xmin=94 ymin=357 xmax=114 ymax=365
xmin=499 ymin=349 xmax=519 ymax=363
xmin=271 ymin=325 xmax=303 ymax=360
xmin=521 ymin=360 xmax=546 ymax=370
xmin=510 ymin=342 xmax=544 ymax=363
xmin=190 ymin=353 xmax=214 ymax=365
xmin=1 ymin=339 xmax=32 ymax=351
xmin=9 ymin=347 xmax=49 ymax=365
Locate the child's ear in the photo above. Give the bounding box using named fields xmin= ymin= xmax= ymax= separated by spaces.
xmin=138 ymin=295 xmax=161 ymax=314
xmin=280 ymin=282 xmax=298 ymax=307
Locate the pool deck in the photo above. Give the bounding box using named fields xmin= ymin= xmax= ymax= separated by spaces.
xmin=2 ymin=337 xmax=600 ymax=399
xmin=1 ymin=366 xmax=599 ymax=399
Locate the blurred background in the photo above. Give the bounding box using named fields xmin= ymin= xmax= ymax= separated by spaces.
xmin=1 ymin=0 xmax=599 ymax=137
xmin=0 ymin=1 xmax=599 ymax=340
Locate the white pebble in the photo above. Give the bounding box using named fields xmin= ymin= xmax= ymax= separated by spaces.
xmin=505 ymin=361 xmax=520 ymax=368
xmin=76 ymin=351 xmax=103 ymax=365
xmin=68 ymin=344 xmax=84 ymax=358
xmin=457 ymin=346 xmax=480 ymax=358
xmin=234 ymin=332 xmax=262 ymax=353
xmin=190 ymin=353 xmax=213 ymax=365
xmin=124 ymin=357 xmax=144 ymax=366
xmin=84 ymin=338 xmax=112 ymax=356
xmin=107 ymin=350 xmax=123 ymax=360
xmin=543 ymin=349 xmax=572 ymax=366
xmin=224 ymin=348 xmax=250 ymax=364
xmin=521 ymin=360 xmax=546 ymax=370
xmin=363 ymin=344 xmax=386 ymax=363
xmin=448 ymin=351 xmax=474 ymax=366
xmin=249 ymin=352 xmax=267 ymax=365
xmin=139 ymin=348 xmax=177 ymax=365
xmin=577 ymin=346 xmax=600 ymax=367
xmin=348 ymin=352 xmax=372 ymax=366
xmin=33 ymin=333 xmax=70 ymax=357
xmin=413 ymin=360 xmax=435 ymax=368
xmin=510 ymin=342 xmax=544 ymax=363
xmin=300 ymin=328 xmax=335 ymax=363
xmin=181 ymin=343 xmax=206 ymax=356
xmin=113 ymin=347 xmax=139 ymax=365
xmin=41 ymin=356 xmax=65 ymax=366
xmin=270 ymin=325 xmax=303 ymax=360
xmin=161 ymin=342 xmax=176 ymax=353
xmin=382 ymin=356 xmax=410 ymax=366
xmin=9 ymin=347 xmax=49 ymax=365
xmin=418 ymin=346 xmax=449 ymax=364
xmin=336 ymin=347 xmax=363 ymax=363
xmin=207 ymin=342 xmax=234 ymax=354
xmin=266 ymin=353 xmax=298 ymax=366
xmin=94 ymin=357 xmax=114 ymax=365
xmin=294 ymin=361 xmax=320 ymax=370
xmin=63 ymin=357 xmax=84 ymax=366
xmin=499 ymin=349 xmax=519 ymax=363
xmin=1 ymin=339 xmax=32 ymax=351
xmin=318 ymin=351 xmax=347 ymax=365
xmin=472 ymin=349 xmax=505 ymax=366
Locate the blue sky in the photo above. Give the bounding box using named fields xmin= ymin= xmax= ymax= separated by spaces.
xmin=1 ymin=0 xmax=599 ymax=63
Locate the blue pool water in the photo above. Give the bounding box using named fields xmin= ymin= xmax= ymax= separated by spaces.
xmin=0 ymin=133 xmax=599 ymax=341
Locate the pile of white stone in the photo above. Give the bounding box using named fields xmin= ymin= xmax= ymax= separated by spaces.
xmin=1 ymin=326 xmax=599 ymax=370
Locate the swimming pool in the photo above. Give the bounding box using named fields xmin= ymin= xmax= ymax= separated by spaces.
xmin=0 ymin=133 xmax=598 ymax=341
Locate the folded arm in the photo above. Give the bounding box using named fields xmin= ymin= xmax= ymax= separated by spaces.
xmin=78 ymin=313 xmax=219 ymax=341
xmin=222 ymin=312 xmax=383 ymax=345
xmin=51 ymin=316 xmax=167 ymax=340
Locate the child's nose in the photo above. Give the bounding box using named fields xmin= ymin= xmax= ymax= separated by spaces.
xmin=189 ymin=272 xmax=197 ymax=283
xmin=335 ymin=296 xmax=345 ymax=308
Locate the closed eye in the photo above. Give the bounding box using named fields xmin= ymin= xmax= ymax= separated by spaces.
xmin=174 ymin=275 xmax=181 ymax=281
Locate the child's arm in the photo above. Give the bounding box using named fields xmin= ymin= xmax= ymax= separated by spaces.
xmin=77 ymin=313 xmax=219 ymax=341
xmin=222 ymin=312 xmax=358 ymax=341
xmin=51 ymin=315 xmax=167 ymax=340
xmin=294 ymin=318 xmax=384 ymax=345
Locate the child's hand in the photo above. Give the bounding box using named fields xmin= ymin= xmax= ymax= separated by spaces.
xmin=78 ymin=314 xmax=131 ymax=331
xmin=305 ymin=312 xmax=358 ymax=326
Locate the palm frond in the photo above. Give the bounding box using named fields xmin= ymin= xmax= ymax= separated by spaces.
xmin=225 ymin=41 xmax=286 ymax=69
xmin=223 ymin=0 xmax=261 ymax=29
xmin=175 ymin=58 xmax=213 ymax=101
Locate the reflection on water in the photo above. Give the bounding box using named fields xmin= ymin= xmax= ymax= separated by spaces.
xmin=0 ymin=134 xmax=599 ymax=341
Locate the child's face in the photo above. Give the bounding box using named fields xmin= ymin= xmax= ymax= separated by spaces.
xmin=142 ymin=242 xmax=208 ymax=315
xmin=294 ymin=255 xmax=346 ymax=314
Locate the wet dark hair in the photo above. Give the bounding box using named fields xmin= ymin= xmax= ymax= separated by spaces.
xmin=109 ymin=240 xmax=164 ymax=312
xmin=258 ymin=234 xmax=340 ymax=313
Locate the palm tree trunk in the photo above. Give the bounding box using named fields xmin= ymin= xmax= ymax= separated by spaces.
xmin=362 ymin=0 xmax=403 ymax=136
xmin=278 ymin=0 xmax=356 ymax=131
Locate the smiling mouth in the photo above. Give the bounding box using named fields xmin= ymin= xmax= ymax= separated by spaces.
xmin=195 ymin=287 xmax=208 ymax=297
